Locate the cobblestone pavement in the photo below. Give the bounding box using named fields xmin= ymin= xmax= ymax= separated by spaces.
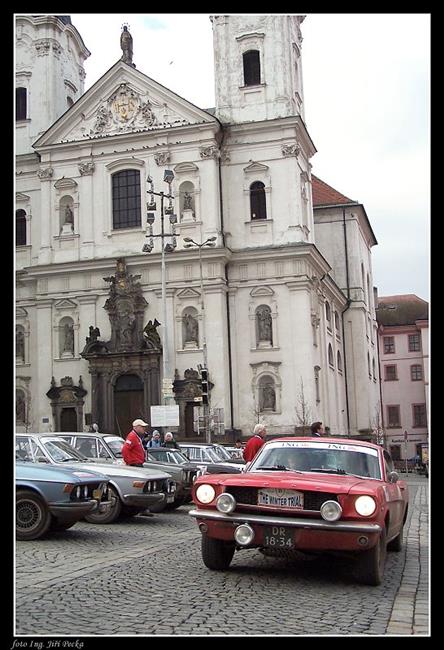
xmin=14 ymin=475 xmax=429 ymax=638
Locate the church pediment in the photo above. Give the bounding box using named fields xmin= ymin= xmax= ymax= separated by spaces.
xmin=34 ymin=61 xmax=218 ymax=147
xmin=16 ymin=192 xmax=30 ymax=202
xmin=53 ymin=177 xmax=78 ymax=190
xmin=250 ymin=286 xmax=274 ymax=297
xmin=177 ymin=288 xmax=201 ymax=299
xmin=243 ymin=161 xmax=269 ymax=174
xmin=54 ymin=298 xmax=78 ymax=310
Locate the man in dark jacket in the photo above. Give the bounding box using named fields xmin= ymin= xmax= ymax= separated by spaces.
xmin=310 ymin=421 xmax=324 ymax=436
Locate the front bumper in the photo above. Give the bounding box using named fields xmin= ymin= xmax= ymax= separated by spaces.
xmin=123 ymin=493 xmax=173 ymax=507
xmin=49 ymin=499 xmax=109 ymax=520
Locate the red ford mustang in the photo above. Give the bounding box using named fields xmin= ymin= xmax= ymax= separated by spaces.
xmin=190 ymin=437 xmax=409 ymax=585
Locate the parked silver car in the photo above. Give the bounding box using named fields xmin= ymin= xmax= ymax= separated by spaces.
xmin=179 ymin=443 xmax=245 ymax=473
xmin=51 ymin=432 xmax=200 ymax=510
xmin=16 ymin=461 xmax=111 ymax=540
xmin=16 ymin=434 xmax=176 ymax=523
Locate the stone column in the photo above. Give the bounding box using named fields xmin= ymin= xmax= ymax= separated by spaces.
xmin=38 ymin=169 xmax=53 ymax=264
xmin=36 ymin=299 xmax=53 ymax=429
xmin=78 ymin=161 xmax=95 ymax=259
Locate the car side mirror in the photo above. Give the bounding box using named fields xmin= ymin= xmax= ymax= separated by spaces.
xmin=387 ymin=470 xmax=399 ymax=483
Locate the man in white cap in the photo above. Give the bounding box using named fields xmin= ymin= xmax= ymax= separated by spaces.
xmin=122 ymin=418 xmax=148 ymax=466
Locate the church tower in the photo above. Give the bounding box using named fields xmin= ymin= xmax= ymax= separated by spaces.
xmin=15 ymin=15 xmax=90 ymax=155
xmin=211 ymin=14 xmax=306 ymax=124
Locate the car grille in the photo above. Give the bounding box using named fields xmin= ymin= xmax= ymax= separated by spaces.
xmin=144 ymin=478 xmax=176 ymax=494
xmin=184 ymin=469 xmax=199 ymax=485
xmin=70 ymin=481 xmax=108 ymax=501
xmin=225 ymin=487 xmax=338 ymax=511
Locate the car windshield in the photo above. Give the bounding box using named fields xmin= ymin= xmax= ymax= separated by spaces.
xmin=104 ymin=436 xmax=124 ymax=457
xmin=147 ymin=449 xmax=189 ymax=464
xmin=40 ymin=438 xmax=88 ymax=463
xmin=250 ymin=440 xmax=381 ymax=479
xmin=212 ymin=444 xmax=233 ymax=460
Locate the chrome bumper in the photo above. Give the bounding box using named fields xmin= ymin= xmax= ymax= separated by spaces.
xmin=189 ymin=508 xmax=382 ymax=534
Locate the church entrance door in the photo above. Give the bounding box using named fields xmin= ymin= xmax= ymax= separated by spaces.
xmin=114 ymin=374 xmax=145 ymax=437
xmin=60 ymin=407 xmax=77 ymax=432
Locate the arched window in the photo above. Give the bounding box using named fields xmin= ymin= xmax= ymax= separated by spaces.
xmin=16 ymin=209 xmax=26 ymax=246
xmin=328 ymin=344 xmax=334 ymax=367
xmin=250 ymin=181 xmax=266 ymax=220
xmin=243 ymin=50 xmax=261 ymax=86
xmin=256 ymin=305 xmax=272 ymax=346
xmin=16 ymin=389 xmax=27 ymax=423
xmin=16 ymin=87 xmax=27 ymax=120
xmin=337 ymin=351 xmax=342 ymax=372
xmin=325 ymin=301 xmax=331 ymax=324
xmin=59 ymin=316 xmax=75 ymax=357
xmin=112 ymin=170 xmax=141 ymax=229
xmin=259 ymin=375 xmax=276 ymax=411
xmin=334 ymin=311 xmax=340 ymax=330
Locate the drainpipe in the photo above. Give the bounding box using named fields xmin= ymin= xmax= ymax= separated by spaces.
xmin=341 ymin=208 xmax=352 ymax=436
xmin=216 ymin=123 xmax=235 ymax=435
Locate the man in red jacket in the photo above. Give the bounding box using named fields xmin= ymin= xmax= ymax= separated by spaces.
xmin=122 ymin=419 xmax=148 ymax=466
xmin=243 ymin=423 xmax=267 ymax=462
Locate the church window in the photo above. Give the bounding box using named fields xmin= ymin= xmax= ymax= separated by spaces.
xmin=16 ymin=87 xmax=27 ymax=120
xmin=337 ymin=351 xmax=343 ymax=372
xmin=112 ymin=170 xmax=142 ymax=229
xmin=243 ymin=50 xmax=261 ymax=86
xmin=16 ymin=210 xmax=27 ymax=246
xmin=328 ymin=343 xmax=334 ymax=367
xmin=250 ymin=182 xmax=266 ymax=220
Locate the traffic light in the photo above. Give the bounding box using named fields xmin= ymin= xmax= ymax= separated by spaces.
xmin=201 ymin=368 xmax=209 ymax=405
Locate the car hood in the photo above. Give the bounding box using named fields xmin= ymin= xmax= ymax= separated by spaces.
xmin=60 ymin=461 xmax=171 ymax=481
xmin=15 ymin=462 xmax=109 ymax=483
xmin=200 ymin=471 xmax=378 ymax=494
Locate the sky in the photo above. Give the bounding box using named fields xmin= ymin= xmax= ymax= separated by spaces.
xmin=70 ymin=13 xmax=430 ymax=302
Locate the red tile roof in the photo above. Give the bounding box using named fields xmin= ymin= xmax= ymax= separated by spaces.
xmin=376 ymin=295 xmax=428 ymax=326
xmin=311 ymin=175 xmax=355 ymax=206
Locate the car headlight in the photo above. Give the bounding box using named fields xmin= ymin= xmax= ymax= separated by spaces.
xmin=83 ymin=485 xmax=89 ymax=498
xmin=355 ymin=495 xmax=376 ymax=516
xmin=320 ymin=500 xmax=342 ymax=522
xmin=195 ymin=484 xmax=216 ymax=504
xmin=216 ymin=492 xmax=236 ymax=514
xmin=76 ymin=486 xmax=81 ymax=499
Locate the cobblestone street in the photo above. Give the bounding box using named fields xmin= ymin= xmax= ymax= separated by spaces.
xmin=14 ymin=475 xmax=428 ymax=638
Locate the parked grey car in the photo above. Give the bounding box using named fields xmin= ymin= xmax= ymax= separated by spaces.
xmin=16 ymin=434 xmax=176 ymax=523
xmin=51 ymin=432 xmax=201 ymax=510
xmin=179 ymin=443 xmax=245 ymax=474
xmin=16 ymin=461 xmax=110 ymax=540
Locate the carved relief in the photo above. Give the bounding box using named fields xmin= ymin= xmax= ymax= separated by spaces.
xmin=200 ymin=145 xmax=220 ymax=159
xmin=37 ymin=167 xmax=54 ymax=180
xmin=78 ymin=161 xmax=95 ymax=176
xmin=282 ymin=143 xmax=300 ymax=157
xmin=154 ymin=151 xmax=171 ymax=166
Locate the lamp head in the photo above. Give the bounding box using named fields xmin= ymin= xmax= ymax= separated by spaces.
xmin=169 ymin=213 xmax=177 ymax=224
xmin=142 ymin=243 xmax=153 ymax=253
xmin=183 ymin=243 xmax=194 ymax=249
xmin=163 ymin=169 xmax=174 ymax=184
xmin=146 ymin=212 xmax=155 ymax=225
xmin=183 ymin=237 xmax=193 ymax=243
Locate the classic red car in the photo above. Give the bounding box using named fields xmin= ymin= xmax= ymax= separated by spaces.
xmin=190 ymin=437 xmax=409 ymax=585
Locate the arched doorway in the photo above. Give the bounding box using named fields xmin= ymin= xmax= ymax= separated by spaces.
xmin=114 ymin=374 xmax=145 ymax=437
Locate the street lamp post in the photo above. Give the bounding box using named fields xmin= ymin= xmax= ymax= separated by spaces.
xmin=183 ymin=236 xmax=216 ymax=442
xmin=142 ymin=170 xmax=178 ymax=405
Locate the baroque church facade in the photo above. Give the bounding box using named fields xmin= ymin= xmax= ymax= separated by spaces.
xmin=15 ymin=14 xmax=380 ymax=439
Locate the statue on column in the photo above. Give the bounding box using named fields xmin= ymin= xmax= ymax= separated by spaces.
xmin=120 ymin=25 xmax=134 ymax=66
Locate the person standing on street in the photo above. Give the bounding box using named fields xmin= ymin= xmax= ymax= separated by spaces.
xmin=122 ymin=419 xmax=148 ymax=466
xmin=147 ymin=430 xmax=162 ymax=448
xmin=310 ymin=421 xmax=324 ymax=437
xmin=163 ymin=432 xmax=180 ymax=449
xmin=243 ymin=424 xmax=267 ymax=462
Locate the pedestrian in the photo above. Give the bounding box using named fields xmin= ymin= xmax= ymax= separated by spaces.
xmin=122 ymin=418 xmax=148 ymax=466
xmin=231 ymin=438 xmax=244 ymax=458
xmin=243 ymin=424 xmax=267 ymax=462
xmin=163 ymin=431 xmax=180 ymax=449
xmin=310 ymin=421 xmax=324 ymax=437
xmin=324 ymin=426 xmax=331 ymax=436
xmin=147 ymin=430 xmax=162 ymax=448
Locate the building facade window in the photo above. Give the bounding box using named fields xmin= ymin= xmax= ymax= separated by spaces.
xmin=325 ymin=301 xmax=331 ymax=324
xmin=410 ymin=364 xmax=423 ymax=381
xmin=16 ymin=325 xmax=25 ymax=363
xmin=334 ymin=310 xmax=340 ymax=331
xmin=387 ymin=405 xmax=401 ymax=428
xmin=328 ymin=343 xmax=334 ymax=367
xmin=337 ymin=351 xmax=342 ymax=372
xmin=383 ymin=336 xmax=395 ymax=354
xmin=243 ymin=50 xmax=261 ymax=86
xmin=384 ymin=364 xmax=398 ymax=381
xmin=16 ymin=87 xmax=27 ymax=120
xmin=412 ymin=404 xmax=427 ymax=427
xmin=112 ymin=170 xmax=141 ymax=229
xmin=389 ymin=444 xmax=401 ymax=461
xmin=408 ymin=333 xmax=421 ymax=352
xmin=250 ymin=181 xmax=267 ymax=220
xmin=16 ymin=209 xmax=27 ymax=246
xmin=255 ymin=304 xmax=273 ymax=346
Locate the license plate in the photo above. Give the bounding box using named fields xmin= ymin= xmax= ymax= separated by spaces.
xmin=167 ymin=495 xmax=175 ymax=503
xmin=263 ymin=526 xmax=294 ymax=548
xmin=92 ymin=488 xmax=102 ymax=499
xmin=258 ymin=488 xmax=304 ymax=509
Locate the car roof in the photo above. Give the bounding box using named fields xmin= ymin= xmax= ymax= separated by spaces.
xmin=18 ymin=432 xmax=119 ymax=440
xmin=264 ymin=436 xmax=382 ymax=450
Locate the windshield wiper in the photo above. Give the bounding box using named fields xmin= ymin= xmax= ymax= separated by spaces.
xmin=308 ymin=467 xmax=348 ymax=474
xmin=256 ymin=465 xmax=302 ymax=473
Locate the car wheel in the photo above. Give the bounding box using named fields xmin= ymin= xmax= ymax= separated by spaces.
xmin=84 ymin=485 xmax=122 ymax=524
xmin=387 ymin=524 xmax=404 ymax=552
xmin=355 ymin=528 xmax=387 ymax=585
xmin=201 ymin=533 xmax=235 ymax=570
xmin=16 ymin=490 xmax=51 ymax=541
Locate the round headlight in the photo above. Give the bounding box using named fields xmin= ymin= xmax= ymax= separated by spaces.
xmin=355 ymin=495 xmax=376 ymax=516
xmin=320 ymin=500 xmax=342 ymax=522
xmin=234 ymin=523 xmax=254 ymax=546
xmin=195 ymin=484 xmax=216 ymax=504
xmin=216 ymin=492 xmax=236 ymax=514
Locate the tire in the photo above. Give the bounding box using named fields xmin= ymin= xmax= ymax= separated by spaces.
xmin=355 ymin=528 xmax=387 ymax=586
xmin=387 ymin=524 xmax=404 ymax=552
xmin=201 ymin=534 xmax=235 ymax=570
xmin=16 ymin=490 xmax=51 ymax=541
xmin=84 ymin=485 xmax=122 ymax=524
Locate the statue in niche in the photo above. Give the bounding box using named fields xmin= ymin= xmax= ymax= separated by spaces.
xmin=120 ymin=25 xmax=133 ymax=65
xmin=261 ymin=384 xmax=276 ymax=410
xmin=118 ymin=303 xmax=135 ymax=347
xmin=183 ymin=191 xmax=193 ymax=210
xmin=183 ymin=313 xmax=198 ymax=344
xmin=16 ymin=392 xmax=26 ymax=422
xmin=63 ymin=323 xmax=74 ymax=354
xmin=64 ymin=205 xmax=74 ymax=225
xmin=143 ymin=319 xmax=161 ymax=348
xmin=16 ymin=329 xmax=25 ymax=359
xmin=257 ymin=306 xmax=272 ymax=343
